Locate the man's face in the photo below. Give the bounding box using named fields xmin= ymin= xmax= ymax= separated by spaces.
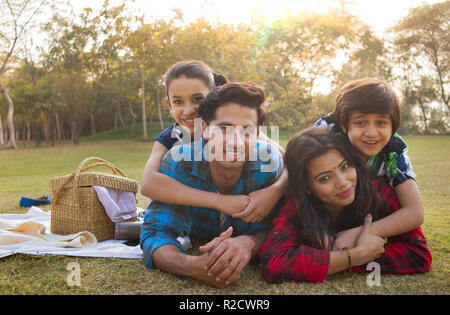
xmin=203 ymin=102 xmax=259 ymax=171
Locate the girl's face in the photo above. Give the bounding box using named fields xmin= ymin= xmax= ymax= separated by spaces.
xmin=344 ymin=111 xmax=393 ymax=162
xmin=166 ymin=76 xmax=210 ymax=136
xmin=307 ymin=149 xmax=357 ymax=217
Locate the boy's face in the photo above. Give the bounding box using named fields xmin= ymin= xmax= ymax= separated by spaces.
xmin=344 ymin=111 xmax=393 ymax=162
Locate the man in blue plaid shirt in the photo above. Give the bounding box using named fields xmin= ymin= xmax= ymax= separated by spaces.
xmin=140 ymin=82 xmax=284 ymax=288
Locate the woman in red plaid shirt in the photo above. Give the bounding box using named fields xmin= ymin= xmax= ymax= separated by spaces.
xmin=260 ymin=127 xmax=431 ymax=283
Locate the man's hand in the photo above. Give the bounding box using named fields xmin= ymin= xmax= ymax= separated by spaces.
xmin=199 ymin=228 xmax=257 ymax=286
xmin=203 ymin=235 xmax=255 ymax=285
xmin=199 ymin=227 xmax=233 ymax=253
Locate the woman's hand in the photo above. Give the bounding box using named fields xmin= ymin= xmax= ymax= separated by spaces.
xmin=353 ymin=214 xmax=385 ymax=266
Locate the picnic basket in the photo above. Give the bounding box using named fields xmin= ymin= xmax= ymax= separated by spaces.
xmin=50 ymin=157 xmax=138 ymax=241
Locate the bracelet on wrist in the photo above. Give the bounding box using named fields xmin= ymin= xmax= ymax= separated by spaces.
xmin=343 ymin=247 xmax=352 ymax=271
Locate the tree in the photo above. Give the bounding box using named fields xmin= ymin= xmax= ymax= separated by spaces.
xmin=393 ymin=1 xmax=450 ymax=116
xmin=0 ymin=0 xmax=53 ymax=148
xmin=253 ymin=9 xmax=364 ymax=129
xmin=125 ymin=18 xmax=178 ymax=139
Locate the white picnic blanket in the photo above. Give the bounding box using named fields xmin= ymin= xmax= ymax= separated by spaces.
xmin=0 ymin=207 xmax=143 ymax=259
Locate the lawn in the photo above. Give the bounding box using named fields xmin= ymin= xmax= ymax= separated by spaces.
xmin=0 ymin=132 xmax=449 ymax=295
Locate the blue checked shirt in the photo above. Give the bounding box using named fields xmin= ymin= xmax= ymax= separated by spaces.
xmin=140 ymin=139 xmax=284 ymax=269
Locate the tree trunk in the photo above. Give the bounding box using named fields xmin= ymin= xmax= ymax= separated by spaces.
xmin=117 ymin=104 xmax=126 ymax=127
xmin=71 ymin=120 xmax=80 ymax=145
xmin=90 ymin=112 xmax=96 ymax=135
xmin=128 ymin=100 xmax=137 ymax=135
xmin=26 ymin=118 xmax=31 ymax=143
xmin=114 ymin=111 xmax=119 ymax=129
xmin=0 ymin=114 xmax=4 ymax=145
xmin=42 ymin=113 xmax=50 ymax=143
xmin=55 ymin=111 xmax=61 ymax=141
xmin=22 ymin=122 xmax=26 ymax=148
xmin=418 ymin=98 xmax=429 ymax=134
xmin=157 ymin=87 xmax=164 ymax=130
xmin=140 ymin=67 xmax=148 ymax=140
xmin=0 ymin=82 xmax=17 ymax=149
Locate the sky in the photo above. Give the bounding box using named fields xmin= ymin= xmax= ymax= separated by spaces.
xmin=70 ymin=0 xmax=446 ymax=37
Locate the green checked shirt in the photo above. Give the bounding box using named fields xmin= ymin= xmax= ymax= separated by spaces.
xmin=314 ymin=115 xmax=416 ymax=187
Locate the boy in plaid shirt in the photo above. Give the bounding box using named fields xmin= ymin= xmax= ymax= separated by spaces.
xmin=313 ymin=78 xmax=425 ymax=252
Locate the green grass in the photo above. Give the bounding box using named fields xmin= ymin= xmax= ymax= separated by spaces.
xmin=0 ymin=131 xmax=449 ymax=295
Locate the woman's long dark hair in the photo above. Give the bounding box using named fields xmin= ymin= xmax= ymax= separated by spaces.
xmin=285 ymin=127 xmax=382 ymax=250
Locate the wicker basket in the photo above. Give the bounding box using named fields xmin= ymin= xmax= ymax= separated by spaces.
xmin=50 ymin=157 xmax=138 ymax=241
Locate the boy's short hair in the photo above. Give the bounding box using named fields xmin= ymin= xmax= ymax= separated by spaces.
xmin=199 ymin=82 xmax=267 ymax=126
xmin=331 ymin=78 xmax=401 ymax=134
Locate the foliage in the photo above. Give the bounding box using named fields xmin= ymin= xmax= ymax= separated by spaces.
xmin=1 ymin=0 xmax=449 ymax=148
xmin=392 ymin=1 xmax=450 ymax=133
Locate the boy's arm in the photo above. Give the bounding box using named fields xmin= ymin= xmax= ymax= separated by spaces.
xmin=333 ymin=179 xmax=424 ymax=250
xmin=140 ymin=141 xmax=250 ymax=214
xmin=371 ymin=179 xmax=424 ymax=238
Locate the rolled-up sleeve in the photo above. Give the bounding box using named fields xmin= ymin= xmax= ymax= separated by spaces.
xmin=140 ymin=202 xmax=187 ymax=269
xmin=140 ymin=146 xmax=192 ymax=269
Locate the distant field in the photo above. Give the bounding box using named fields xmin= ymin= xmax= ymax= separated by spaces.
xmin=0 ymin=129 xmax=449 ymax=294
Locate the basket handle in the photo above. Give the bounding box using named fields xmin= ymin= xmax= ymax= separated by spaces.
xmin=52 ymin=157 xmax=127 ymax=205
xmin=74 ymin=157 xmax=127 ymax=180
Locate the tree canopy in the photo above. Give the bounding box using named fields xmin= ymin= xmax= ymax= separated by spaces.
xmin=1 ymin=0 xmax=449 ymax=148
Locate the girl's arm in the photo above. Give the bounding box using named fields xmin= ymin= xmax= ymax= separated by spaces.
xmin=232 ymin=134 xmax=287 ymax=223
xmin=233 ymin=169 xmax=288 ymax=223
xmin=140 ymin=142 xmax=250 ymax=214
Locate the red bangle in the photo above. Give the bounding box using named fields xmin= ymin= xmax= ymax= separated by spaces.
xmin=343 ymin=247 xmax=352 ymax=271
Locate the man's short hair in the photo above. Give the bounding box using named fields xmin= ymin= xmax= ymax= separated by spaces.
xmin=198 ymin=82 xmax=267 ymax=126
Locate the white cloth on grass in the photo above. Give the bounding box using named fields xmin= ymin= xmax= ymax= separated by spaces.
xmin=0 ymin=207 xmax=143 ymax=259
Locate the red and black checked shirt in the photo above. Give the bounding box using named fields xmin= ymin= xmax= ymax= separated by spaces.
xmin=260 ymin=178 xmax=432 ymax=283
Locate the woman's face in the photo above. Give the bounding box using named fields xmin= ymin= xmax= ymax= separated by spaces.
xmin=307 ymin=149 xmax=357 ymax=217
xmin=166 ymin=75 xmax=210 ymax=136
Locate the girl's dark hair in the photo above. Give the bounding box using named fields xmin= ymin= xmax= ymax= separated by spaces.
xmin=284 ymin=127 xmax=383 ymax=250
xmin=330 ymin=78 xmax=401 ymax=134
xmin=198 ymin=82 xmax=267 ymax=126
xmin=164 ymin=60 xmax=228 ymax=95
